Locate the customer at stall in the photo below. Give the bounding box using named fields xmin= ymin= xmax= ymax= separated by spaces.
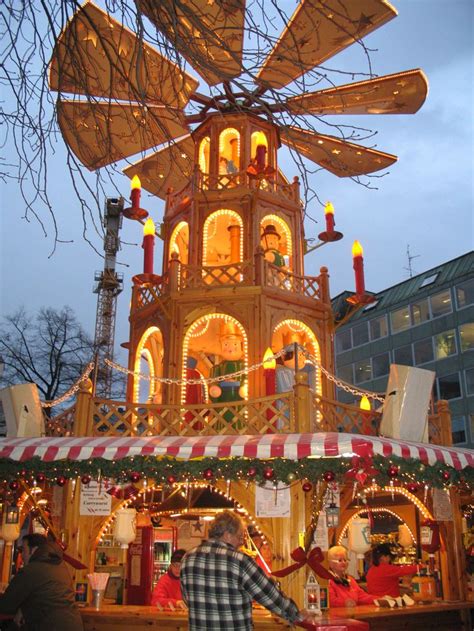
xmin=328 ymin=545 xmax=376 ymax=607
xmin=0 ymin=533 xmax=84 ymax=631
xmin=151 ymin=548 xmax=186 ymax=608
xmin=366 ymin=543 xmax=419 ymax=598
xmin=180 ymin=510 xmax=312 ymax=630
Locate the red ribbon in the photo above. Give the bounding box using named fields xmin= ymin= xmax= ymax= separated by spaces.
xmin=272 ymin=546 xmax=332 ymax=581
xmin=345 ymin=455 xmax=379 ymax=485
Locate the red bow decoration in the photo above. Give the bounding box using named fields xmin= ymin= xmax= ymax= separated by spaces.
xmin=271 ymin=546 xmax=332 ymax=581
xmin=345 ymin=456 xmax=379 ymax=485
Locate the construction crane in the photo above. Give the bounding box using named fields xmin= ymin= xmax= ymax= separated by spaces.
xmin=93 ymin=197 xmax=124 ymax=398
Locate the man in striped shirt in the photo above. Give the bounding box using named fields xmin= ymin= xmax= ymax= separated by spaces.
xmin=181 ymin=510 xmax=306 ymax=630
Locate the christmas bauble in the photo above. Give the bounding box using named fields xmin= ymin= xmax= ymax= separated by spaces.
xmin=9 ymin=480 xmax=19 ymax=491
xmin=302 ymin=481 xmax=312 ymax=492
xmin=323 ymin=471 xmax=336 ymax=482
xmin=203 ymin=468 xmax=214 ymax=480
xmin=247 ymin=467 xmax=258 ymax=478
xmin=387 ymin=465 xmax=399 ymax=479
xmin=166 ymin=475 xmax=176 ymax=485
xmin=56 ymin=475 xmax=67 ymax=487
xmin=286 ymin=472 xmax=296 ymax=483
xmin=129 ymin=472 xmax=141 ymax=483
xmin=81 ymin=474 xmax=92 ymax=485
xmin=36 ymin=473 xmax=46 ymax=484
xmin=441 ymin=470 xmax=451 ymax=482
xmin=263 ymin=467 xmax=274 ymax=480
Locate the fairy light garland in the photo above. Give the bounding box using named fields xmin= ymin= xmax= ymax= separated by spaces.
xmin=40 ymin=362 xmax=94 ymax=408
xmin=338 ymin=507 xmax=417 ymax=543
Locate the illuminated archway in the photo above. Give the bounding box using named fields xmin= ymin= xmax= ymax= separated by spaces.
xmin=169 ymin=221 xmax=189 ymax=264
xmin=260 ymin=214 xmax=292 ymax=268
xmin=219 ymin=127 xmax=240 ymax=174
xmin=203 ymin=209 xmax=243 ymax=268
xmin=199 ymin=136 xmax=210 ymax=174
xmin=133 ymin=326 xmax=163 ymax=403
xmin=251 ymin=130 xmax=268 ymax=165
xmin=338 ymin=508 xmax=417 ymax=544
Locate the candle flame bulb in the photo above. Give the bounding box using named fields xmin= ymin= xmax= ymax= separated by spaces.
xmin=360 ymin=395 xmax=371 ymax=411
xmin=324 ymin=201 xmax=335 ymax=217
xmin=143 ymin=218 xmax=155 ymax=236
xmin=130 ymin=175 xmax=142 ymax=210
xmin=352 ymin=240 xmax=364 ymax=258
xmin=131 ymin=175 xmax=141 ymax=191
xmin=263 ymin=347 xmax=276 ymax=370
xmin=352 ymin=240 xmax=365 ymax=295
xmin=324 ymin=201 xmax=335 ymax=234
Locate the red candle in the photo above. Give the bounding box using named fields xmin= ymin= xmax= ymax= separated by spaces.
xmin=324 ymin=202 xmax=335 ymax=234
xmin=256 ymin=144 xmax=266 ymax=169
xmin=263 ymin=348 xmax=276 ymax=395
xmin=142 ymin=218 xmax=155 ymax=274
xmin=130 ymin=175 xmax=141 ymax=209
xmin=352 ymin=240 xmax=365 ymax=295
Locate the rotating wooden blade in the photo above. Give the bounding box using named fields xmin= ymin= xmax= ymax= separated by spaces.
xmin=257 ymin=0 xmax=397 ymax=90
xmin=137 ymin=0 xmax=245 ymax=86
xmin=49 ymin=1 xmax=199 ymax=108
xmin=280 ymin=126 xmax=397 ymax=177
xmin=123 ymin=136 xmax=195 ymax=200
xmin=57 ymin=101 xmax=189 ymax=170
xmin=285 ymin=69 xmax=428 ymax=115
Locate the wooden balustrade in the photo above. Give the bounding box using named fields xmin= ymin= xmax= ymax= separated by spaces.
xmin=45 ymin=405 xmax=76 ymax=436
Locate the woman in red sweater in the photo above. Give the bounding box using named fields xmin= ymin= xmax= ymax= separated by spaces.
xmin=151 ymin=548 xmax=186 ymax=607
xmin=366 ymin=543 xmax=419 ymax=598
xmin=328 ymin=545 xmax=376 ymax=607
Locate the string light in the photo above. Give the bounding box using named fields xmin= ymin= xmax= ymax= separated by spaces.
xmin=41 ymin=362 xmax=94 ymax=408
xmin=133 ymin=326 xmax=161 ymax=402
xmin=365 ymin=483 xmax=433 ymax=520
xmin=199 ymin=136 xmax=210 ymax=174
xmin=169 ymin=221 xmax=189 ymax=261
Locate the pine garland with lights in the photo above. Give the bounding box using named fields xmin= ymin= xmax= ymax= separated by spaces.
xmin=0 ymin=455 xmax=471 ymax=490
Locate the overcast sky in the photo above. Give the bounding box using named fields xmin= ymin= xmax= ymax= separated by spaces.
xmin=1 ymin=0 xmax=472 ymax=367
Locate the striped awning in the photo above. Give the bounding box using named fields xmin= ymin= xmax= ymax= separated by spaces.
xmin=0 ymin=433 xmax=472 ymax=470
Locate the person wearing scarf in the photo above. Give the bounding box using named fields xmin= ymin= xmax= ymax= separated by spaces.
xmin=327 ymin=545 xmax=376 ymax=608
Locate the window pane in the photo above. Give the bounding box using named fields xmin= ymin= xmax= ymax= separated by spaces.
xmin=336 ymin=329 xmax=352 ymax=353
xmin=370 ymin=316 xmax=388 ymax=340
xmin=430 ymin=289 xmax=452 ymax=318
xmin=372 ymin=352 xmax=390 ymax=378
xmin=438 ymin=373 xmax=461 ymax=400
xmin=414 ymin=337 xmax=434 ymax=364
xmin=337 ymin=364 xmax=353 ymax=384
xmin=434 ymin=329 xmax=457 ymax=359
xmin=352 ymin=322 xmax=369 ymax=347
xmin=393 ymin=344 xmax=414 ymax=366
xmin=354 ymin=359 xmax=372 ymax=384
xmin=391 ymin=306 xmax=411 ymax=333
xmin=466 ymin=368 xmax=474 ymax=396
xmin=456 ymin=279 xmax=474 ymax=308
xmin=411 ymin=299 xmax=430 ymax=325
xmin=459 ymin=323 xmax=474 ymax=352
xmin=451 ymin=416 xmax=467 ymax=444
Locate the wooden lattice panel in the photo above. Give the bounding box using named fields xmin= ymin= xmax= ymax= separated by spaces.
xmin=45 ymin=405 xmax=76 ymax=437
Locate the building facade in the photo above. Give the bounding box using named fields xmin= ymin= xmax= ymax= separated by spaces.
xmin=332 ymin=251 xmax=474 ymax=447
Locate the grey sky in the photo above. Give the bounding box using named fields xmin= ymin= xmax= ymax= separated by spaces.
xmin=1 ymin=0 xmax=472 ymax=368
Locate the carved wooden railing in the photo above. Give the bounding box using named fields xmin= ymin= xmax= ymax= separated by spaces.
xmin=195 ymin=170 xmax=300 ymax=204
xmin=132 ymin=272 xmax=170 ymax=311
xmin=180 ymin=260 xmax=254 ymax=289
xmin=313 ymin=395 xmax=381 ymax=434
xmin=264 ymin=262 xmax=322 ymax=300
xmin=45 ymin=405 xmax=76 ymax=436
xmin=89 ymin=393 xmax=294 ymax=437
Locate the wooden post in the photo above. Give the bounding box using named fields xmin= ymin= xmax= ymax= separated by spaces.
xmin=228 ymin=224 xmax=241 ymax=264
xmin=318 ymin=266 xmax=330 ymax=306
xmin=168 ymin=252 xmax=180 ymax=293
xmin=294 ymin=370 xmax=311 ymax=433
xmin=74 ymin=378 xmax=93 ymax=436
xmin=254 ymin=246 xmax=265 ymax=286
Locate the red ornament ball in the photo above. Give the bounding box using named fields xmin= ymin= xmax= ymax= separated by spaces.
xmin=9 ymin=481 xmax=19 ymax=491
xmin=81 ymin=474 xmax=92 ymax=485
xmin=387 ymin=465 xmax=399 ymax=479
xmin=19 ymin=469 xmax=27 ymax=478
xmin=441 ymin=470 xmax=451 ymax=482
xmin=36 ymin=473 xmax=46 ymax=484
xmin=263 ymin=467 xmax=274 ymax=480
xmin=56 ymin=476 xmax=67 ymax=487
xmin=247 ymin=467 xmax=258 ymax=478
xmin=203 ymin=468 xmax=214 ymax=480
xmin=302 ymin=481 xmax=312 ymax=493
xmin=129 ymin=472 xmax=141 ymax=484
xmin=406 ymin=482 xmax=419 ymax=493
xmin=323 ymin=471 xmax=336 ymax=482
xmin=166 ymin=475 xmax=176 ymax=485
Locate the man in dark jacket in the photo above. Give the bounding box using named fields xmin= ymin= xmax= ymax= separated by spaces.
xmin=0 ymin=533 xmax=83 ymax=631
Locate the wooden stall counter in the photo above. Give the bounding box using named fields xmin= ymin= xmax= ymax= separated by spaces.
xmin=329 ymin=600 xmax=473 ymax=631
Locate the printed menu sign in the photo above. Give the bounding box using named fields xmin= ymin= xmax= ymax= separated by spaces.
xmin=255 ymin=482 xmax=291 ymax=517
xmin=80 ymin=481 xmax=112 ymax=516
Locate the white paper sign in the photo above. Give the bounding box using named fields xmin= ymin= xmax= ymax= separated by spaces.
xmin=80 ymin=481 xmax=112 ymax=516
xmin=255 ymin=482 xmax=291 ymax=517
xmin=313 ymin=510 xmax=329 ymax=551
xmin=433 ymin=488 xmax=453 ymax=522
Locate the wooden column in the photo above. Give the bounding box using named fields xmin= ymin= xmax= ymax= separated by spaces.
xmin=293 ymin=370 xmax=311 ymax=433
xmin=74 ymin=378 xmax=94 ymax=436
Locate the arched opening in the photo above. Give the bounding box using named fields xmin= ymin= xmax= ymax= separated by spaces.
xmin=169 ymin=221 xmax=189 ymax=265
xmin=133 ymin=327 xmax=164 ymax=404
xmin=199 ymin=136 xmax=210 ymax=175
xmin=218 ymin=128 xmax=240 ymax=187
xmin=260 ymin=214 xmax=292 ymax=270
xmin=250 ymin=130 xmax=269 ymax=169
xmin=203 ymin=209 xmax=243 ymax=272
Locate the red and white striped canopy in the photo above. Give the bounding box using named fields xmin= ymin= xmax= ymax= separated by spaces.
xmin=0 ymin=433 xmax=472 ymax=470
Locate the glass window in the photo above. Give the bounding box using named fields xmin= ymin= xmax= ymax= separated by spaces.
xmin=372 ymin=352 xmax=390 ymax=378
xmin=354 ymin=359 xmax=372 ymax=384
xmin=369 ymin=316 xmax=388 ymax=340
xmin=430 ymin=289 xmax=452 ymax=318
xmin=456 ymin=279 xmax=474 ymax=308
xmin=434 ymin=329 xmax=457 ymax=359
xmin=336 ymin=329 xmax=352 ymax=353
xmin=459 ymin=323 xmax=474 ymax=352
xmin=391 ymin=306 xmax=411 ymax=333
xmin=451 ymin=416 xmax=467 ymax=444
xmin=363 ymin=300 xmax=379 ymax=312
xmin=393 ymin=344 xmax=414 ymax=366
xmin=420 ymin=273 xmax=438 ymax=288
xmin=352 ymin=322 xmax=369 ymax=347
xmin=414 ymin=337 xmax=434 ymax=364
xmin=437 ymin=373 xmax=461 ymax=400
xmin=465 ymin=368 xmax=474 ymax=396
xmin=411 ymin=299 xmax=430 ymax=325
xmin=337 ymin=364 xmax=353 ymax=384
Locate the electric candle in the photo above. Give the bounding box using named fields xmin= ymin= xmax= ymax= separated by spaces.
xmin=324 ymin=201 xmax=335 ymax=234
xmin=130 ymin=175 xmax=141 ymax=210
xmin=352 ymin=240 xmax=365 ymax=295
xmin=263 ymin=347 xmax=276 ymax=395
xmin=142 ymin=218 xmax=155 ymax=274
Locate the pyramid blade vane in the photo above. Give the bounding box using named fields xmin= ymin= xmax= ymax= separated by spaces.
xmin=137 ymin=0 xmax=245 ymax=86
xmin=49 ymin=1 xmax=199 ymax=109
xmin=57 ymin=101 xmax=189 ymax=170
xmin=285 ymin=69 xmax=428 ymax=116
xmin=256 ymin=0 xmax=397 ymax=90
xmin=280 ymin=125 xmax=397 ymax=177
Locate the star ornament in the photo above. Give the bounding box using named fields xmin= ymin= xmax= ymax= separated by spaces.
xmin=192 ymin=520 xmax=204 ymax=534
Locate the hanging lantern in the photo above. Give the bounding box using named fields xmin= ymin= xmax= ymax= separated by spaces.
xmin=398 ymin=523 xmax=413 ymax=549
xmin=304 ymin=572 xmax=321 ymax=613
xmin=348 ymin=517 xmax=371 ymax=559
xmin=113 ymin=508 xmax=137 ymax=549
xmin=326 ymin=503 xmax=340 ymax=529
xmin=0 ymin=505 xmax=20 ymax=545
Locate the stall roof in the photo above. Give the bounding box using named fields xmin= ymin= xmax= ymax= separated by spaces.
xmin=0 ymin=433 xmax=472 ymax=470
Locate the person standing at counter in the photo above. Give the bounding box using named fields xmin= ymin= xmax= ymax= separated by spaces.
xmin=180 ymin=510 xmax=311 ymax=630
xmin=0 ymin=533 xmax=84 ymax=631
xmin=327 ymin=545 xmax=376 ymax=607
xmin=151 ymin=548 xmax=186 ymax=608
xmin=366 ymin=543 xmax=419 ymax=598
